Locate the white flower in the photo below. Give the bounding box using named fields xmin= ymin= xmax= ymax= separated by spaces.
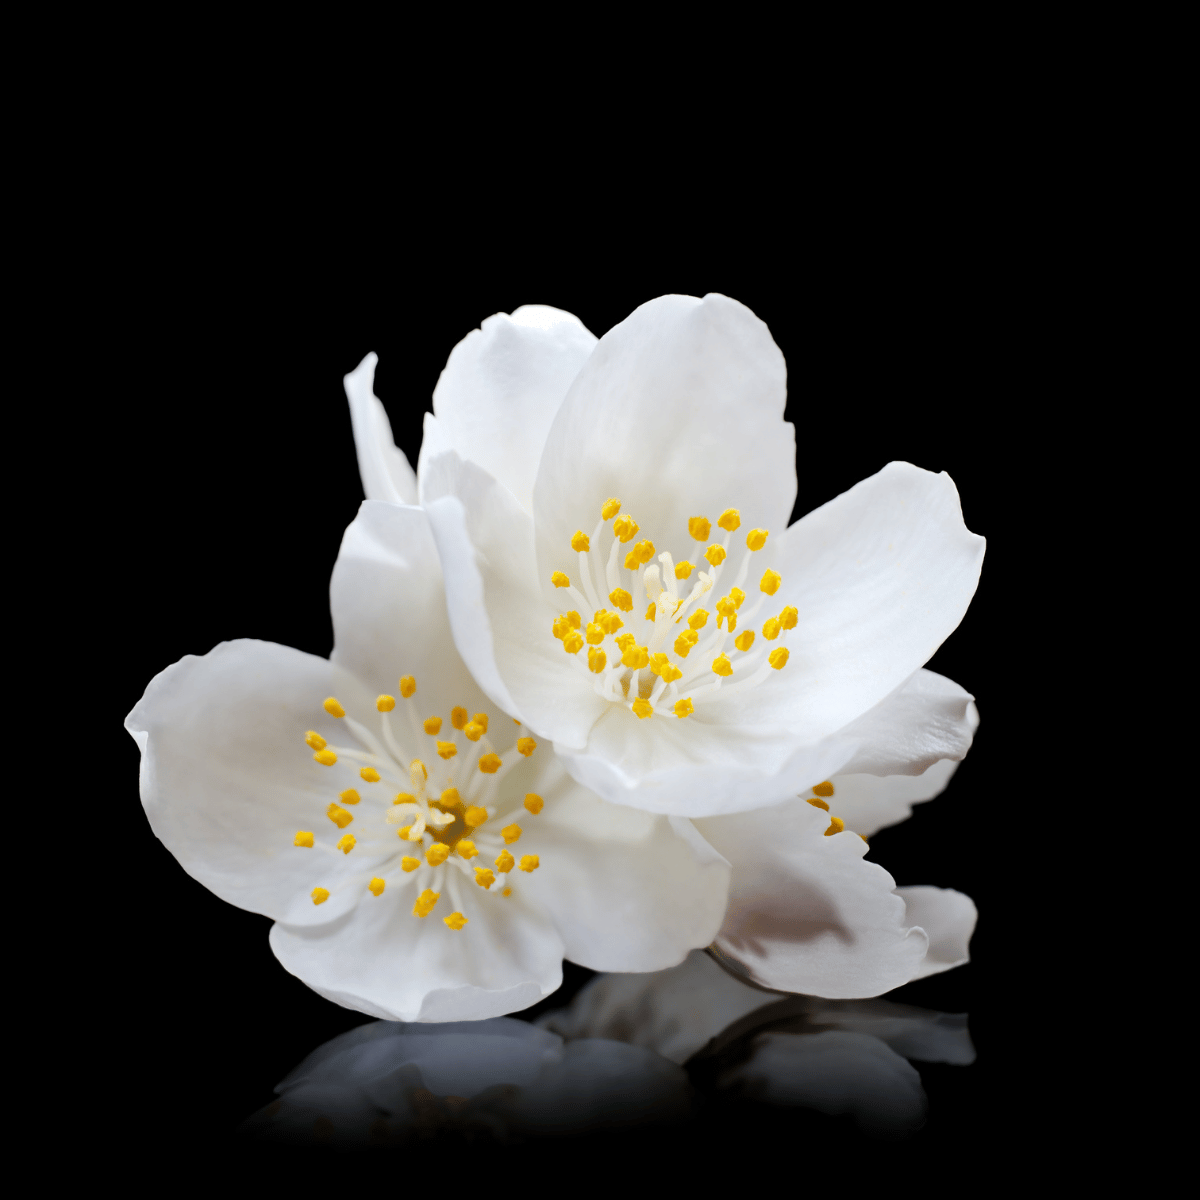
xmin=125 ymin=501 xmax=729 ymax=1022
xmin=359 ymin=293 xmax=985 ymax=817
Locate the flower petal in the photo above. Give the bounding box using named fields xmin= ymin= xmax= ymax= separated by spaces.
xmin=532 ymin=293 xmax=795 ymax=601
xmin=698 ymin=800 xmax=929 ymax=997
xmin=417 ymin=306 xmax=597 ymax=516
xmin=895 ymin=886 xmax=977 ymax=981
xmin=344 ymin=353 xmax=417 ymax=504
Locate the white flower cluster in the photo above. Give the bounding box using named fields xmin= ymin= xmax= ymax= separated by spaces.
xmin=127 ymin=295 xmax=984 ymax=1021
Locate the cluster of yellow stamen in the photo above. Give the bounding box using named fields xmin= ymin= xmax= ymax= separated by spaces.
xmin=803 ymin=780 xmax=868 ymax=844
xmin=293 ymin=676 xmax=547 ymax=928
xmin=548 ymin=498 xmax=795 ymax=720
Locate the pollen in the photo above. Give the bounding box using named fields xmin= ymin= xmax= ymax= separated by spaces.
xmin=426 ymin=843 xmax=450 ymax=866
xmin=377 ymin=694 xmax=396 ymax=712
xmin=688 ymin=516 xmax=712 ymax=541
xmin=675 ymin=561 xmax=694 ymax=579
xmin=644 ymin=602 xmax=656 ymax=620
xmin=517 ymin=737 xmax=536 ymax=756
xmin=327 ymin=804 xmax=353 ymax=829
xmin=824 ymin=817 xmax=845 ymax=837
xmin=705 ymin=545 xmax=727 ymax=566
xmin=716 ymin=597 xmax=738 ymax=624
xmin=807 ymin=798 xmax=830 ymax=811
xmin=451 ymin=707 xmax=468 ymax=730
xmin=502 ymin=824 xmax=522 ymax=843
xmin=688 ymin=609 xmax=709 ymax=630
xmin=473 ymin=712 xmax=489 ymax=732
xmin=424 ymin=716 xmax=443 ymax=735
xmin=713 ymin=654 xmax=733 ymax=677
xmin=586 ymin=622 xmax=605 ymax=644
xmin=674 ymin=629 xmax=699 ymax=656
xmin=495 ymin=850 xmax=515 ymax=873
xmin=735 ymin=631 xmax=755 ymax=651
xmin=760 ymin=569 xmax=781 ymax=595
xmin=519 ymin=855 xmax=540 ymax=873
xmin=649 ymin=652 xmax=669 ymax=676
xmin=323 ymin=697 xmax=346 ymax=718
xmin=661 ymin=662 xmax=682 ymax=683
xmin=438 ymin=788 xmax=463 ymax=812
xmin=632 ymin=698 xmax=653 ymax=719
xmin=717 ymin=509 xmax=741 ymax=532
xmin=609 ymin=587 xmax=633 ymax=612
xmin=674 ymin=697 xmax=694 ymax=718
xmin=616 ymin=632 xmax=636 ymax=652
xmin=401 ymin=856 xmax=419 ymax=872
xmin=602 ymin=498 xmax=621 ymax=520
xmin=444 ymin=912 xmax=468 ymax=930
xmin=762 ymin=617 xmax=781 ymax=640
xmin=398 ymin=826 xmax=411 ymax=840
xmin=588 ymin=647 xmax=607 ymax=673
xmin=464 ymin=721 xmax=485 ymax=741
xmin=368 ymin=877 xmax=385 ymax=896
xmin=571 ymin=530 xmax=591 ymax=552
xmin=598 ymin=611 xmax=624 ymax=633
xmin=479 ymin=753 xmax=502 ymax=774
xmin=413 ymin=889 xmax=440 ymax=918
xmin=305 ymin=730 xmax=327 ymax=751
xmin=613 ymin=514 xmax=640 ymax=543
xmin=552 ymin=571 xmax=571 ymax=588
xmin=399 ymin=676 xmax=417 ymax=698
xmin=336 ymin=833 xmax=356 ymax=854
xmin=563 ymin=631 xmax=584 ymax=654
xmin=769 ymin=647 xmax=790 ymax=669
xmin=360 ymin=767 xmax=381 ymax=782
xmin=746 ymin=528 xmax=769 ymax=551
xmin=313 ymin=749 xmax=337 ymax=766
xmin=524 ymin=793 xmax=544 ymax=814
xmin=436 ymin=741 xmax=458 ymax=759
xmin=464 ymin=805 xmax=488 ymax=828
xmin=627 ymin=539 xmax=655 ymax=567
xmin=730 ymin=587 xmax=745 ymax=609
xmin=475 ymin=867 xmax=496 ymax=889
xmin=813 ymin=781 xmax=835 ymax=797
xmin=339 ymin=789 xmax=360 ymax=805
xmin=622 ymin=644 xmax=650 ymax=670
xmin=779 ymin=606 xmax=798 ymax=630
xmin=457 ymin=839 xmax=479 ymax=859
xmin=293 ymin=831 xmax=314 ymax=847
xmin=312 ymin=888 xmax=330 ymax=905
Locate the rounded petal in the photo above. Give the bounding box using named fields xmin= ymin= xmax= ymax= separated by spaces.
xmin=896 ymin=886 xmax=977 ymax=981
xmin=418 ymin=306 xmax=597 ymax=515
xmin=698 ymin=800 xmax=929 ymax=997
xmin=125 ymin=639 xmax=380 ymax=924
xmin=533 ymin=293 xmax=795 ymax=602
xmin=344 ymin=353 xmax=418 ymax=504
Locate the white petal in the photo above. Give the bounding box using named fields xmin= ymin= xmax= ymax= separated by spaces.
xmin=896 ymin=886 xmax=977 ymax=981
xmin=124 ymin=639 xmax=379 ymax=924
xmin=344 ymin=353 xmax=417 ymax=504
xmin=698 ymin=800 xmax=929 ymax=997
xmin=532 ymin=293 xmax=795 ymax=602
xmin=416 ymin=306 xmax=597 ymax=515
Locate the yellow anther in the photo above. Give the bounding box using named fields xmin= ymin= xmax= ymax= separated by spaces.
xmin=464 ymin=805 xmax=488 ymax=828
xmin=423 ymin=716 xmax=443 ymax=735
xmin=336 ymin=833 xmax=356 ymax=854
xmin=401 ymin=856 xmax=419 ymax=872
xmin=588 ymin=647 xmax=607 ymax=673
xmin=769 ymin=647 xmax=790 ymax=670
xmin=824 ymin=817 xmax=845 ymax=837
xmin=376 ymin=694 xmax=396 ymax=712
xmin=398 ymin=826 xmax=412 ymax=840
xmin=861 ymin=835 xmax=869 ymax=845
xmin=586 ymin=622 xmax=605 ymax=645
xmin=457 ymin=839 xmax=479 ymax=859
xmin=615 ymin=632 xmax=636 ymax=652
xmin=323 ymin=697 xmax=346 ymax=718
xmin=713 ymin=654 xmax=733 ymax=677
xmin=730 ymin=587 xmax=745 ymax=609
xmin=313 ymin=749 xmax=337 ymax=766
xmin=368 ymin=877 xmax=385 ymax=897
xmin=688 ymin=609 xmax=709 ymax=630
xmin=625 ymin=539 xmax=654 ymax=566
xmin=779 ymin=606 xmax=798 ymax=630
xmin=394 ymin=792 xmax=415 ymax=808
xmin=360 ymin=767 xmax=381 ymax=783
xmin=517 ymin=737 xmax=536 ymax=756
xmin=305 ymin=730 xmax=327 ymax=751
xmin=519 ymin=855 xmax=540 ymax=873
xmin=562 ymin=631 xmax=584 ymax=655
xmin=674 ymin=697 xmax=694 ymax=718
xmin=524 ymin=793 xmax=544 ymax=814
xmin=565 ymin=614 xmax=580 ymax=631
xmin=727 ymin=614 xmax=740 ymax=633
xmin=760 ymin=569 xmax=781 ymax=595
xmin=326 ymin=804 xmax=353 ymax=829
xmin=688 ymin=516 xmax=712 ymax=541
xmin=705 ymin=545 xmax=727 ymax=566
xmin=413 ymin=889 xmax=439 ymax=918
xmin=412 ymin=759 xmax=428 ymax=780
xmin=622 ymin=644 xmax=650 ymax=670
xmin=552 ymin=571 xmax=571 ymax=588
xmin=632 ymin=698 xmax=653 ymax=719
xmin=436 ymin=741 xmax=457 ymax=759
xmin=451 ymin=707 xmax=468 ymax=730
xmin=600 ymin=611 xmax=624 ymax=633
xmin=475 ymin=867 xmax=496 ymax=889
xmin=716 ymin=597 xmax=737 ymax=624
xmin=503 ymin=887 xmax=512 ymax=897
xmin=807 ymin=798 xmax=830 ymax=812
xmin=439 ymin=788 xmax=464 ymax=811
xmin=613 ymin=514 xmax=640 ymax=543
xmin=294 ymin=831 xmax=314 ymax=847
xmin=571 ymin=530 xmax=591 ymax=552
xmin=660 ymin=662 xmax=682 ymax=683
xmin=644 ymin=602 xmax=656 ymax=620
xmin=649 ymin=652 xmax=669 ymax=676
xmin=312 ymin=888 xmax=330 ymax=905
xmin=501 ymin=823 xmax=522 ymax=844
xmin=479 ymin=753 xmax=502 ymax=774
xmin=602 ymin=498 xmax=622 ymax=520
xmin=426 ymin=843 xmax=450 ymax=866
xmin=675 ymin=561 xmax=695 ymax=579
xmin=609 ymin=588 xmax=633 ymax=612
xmin=444 ymin=912 xmax=468 ymax=930
xmin=495 ymin=850 xmax=515 ymax=873
xmin=464 ymin=721 xmax=485 ymax=741
xmin=735 ymin=631 xmax=755 ymax=652
xmin=339 ymin=788 xmax=361 ymax=805
xmin=813 ymin=781 xmax=835 ymax=797
xmin=399 ymin=676 xmax=417 ymax=698
xmin=746 ymin=528 xmax=769 ymax=551
xmin=762 ymin=617 xmax=781 ymax=640
xmin=718 ymin=509 xmax=741 ymax=532
xmin=552 ymin=614 xmax=571 ymax=640
xmin=674 ymin=629 xmax=699 ymax=657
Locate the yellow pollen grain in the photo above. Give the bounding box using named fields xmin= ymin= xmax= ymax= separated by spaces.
xmin=464 ymin=721 xmax=485 ymax=741
xmin=339 ymin=789 xmax=361 ymax=805
xmin=413 ymin=889 xmax=439 ymax=918
xmin=517 ymin=737 xmax=536 ymax=756
xmin=368 ymin=877 xmax=385 ymax=896
xmin=746 ymin=528 xmax=769 ymax=551
xmin=613 ymin=514 xmax=640 ymax=543
xmin=444 ymin=912 xmax=468 ymax=930
xmin=609 ymin=588 xmax=633 ymax=612
xmin=552 ymin=570 xmax=571 ymax=588
xmin=376 ymin=694 xmax=396 ymax=712
xmin=326 ymin=804 xmax=353 ymax=829
xmin=705 ymin=545 xmax=727 ymax=566
xmin=779 ymin=606 xmax=798 ymax=630
xmin=401 ymin=856 xmax=419 ymax=872
xmin=571 ymin=530 xmax=591 ymax=552
xmin=426 ymin=843 xmax=450 ymax=866
xmin=769 ymin=647 xmax=790 ymax=670
xmin=474 ymin=713 xmax=489 ymax=732
xmin=495 ymin=850 xmax=515 ymax=873
xmin=807 ymin=798 xmax=830 ymax=812
xmin=423 ymin=716 xmax=443 ymax=735
xmin=313 ymin=749 xmax=337 ymax=766
xmin=674 ymin=697 xmax=694 ymax=718
xmin=588 ymin=647 xmax=607 ymax=673
xmin=632 ymin=698 xmax=653 ymax=719
xmin=451 ymin=707 xmax=468 ymax=730
xmin=394 ymin=791 xmax=415 ymax=805
xmin=519 ymin=855 xmax=540 ymax=873
xmin=602 ymin=498 xmax=621 ymax=520
xmin=305 ymin=730 xmax=327 ymax=751
xmin=360 ymin=767 xmax=381 ymax=783
xmin=475 ymin=867 xmax=495 ymax=889
xmin=760 ymin=569 xmax=781 ymax=595
xmin=501 ymin=824 xmax=522 ymax=844
xmin=824 ymin=817 xmax=845 ymax=837
xmin=524 ymin=793 xmax=544 ymax=814
xmin=464 ymin=805 xmax=488 ymax=828
xmin=762 ymin=617 xmax=781 ymax=640
xmin=323 ymin=697 xmax=346 ymax=718
xmin=457 ymin=839 xmax=479 ymax=859
xmin=644 ymin=602 xmax=656 ymax=620
xmin=675 ymin=561 xmax=694 ymax=579
xmin=336 ymin=833 xmax=356 ymax=854
xmin=399 ymin=675 xmax=416 ymax=698
xmin=479 ymin=753 xmax=502 ymax=774
xmin=735 ymin=630 xmax=755 ymax=652
xmin=688 ymin=516 xmax=712 ymax=541
xmin=813 ymin=781 xmax=835 ymax=797
xmin=674 ymin=629 xmax=699 ymax=657
xmin=713 ymin=654 xmax=733 ymax=677
xmin=312 ymin=888 xmax=330 ymax=905
xmin=436 ymin=741 xmax=458 ymax=759
xmin=622 ymin=644 xmax=650 ymax=670
xmin=294 ymin=830 xmax=314 ymax=847
xmin=439 ymin=787 xmax=464 ymax=812
xmin=586 ymin=622 xmax=605 ymax=645
xmin=717 ymin=509 xmax=741 ymax=532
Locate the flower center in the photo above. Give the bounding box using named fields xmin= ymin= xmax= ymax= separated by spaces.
xmin=293 ymin=685 xmax=545 ymax=926
xmin=549 ymin=499 xmax=794 ymax=720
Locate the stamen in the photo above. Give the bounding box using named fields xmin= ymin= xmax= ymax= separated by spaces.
xmin=377 ymin=694 xmax=396 ymax=712
xmin=769 ymin=647 xmax=790 ymax=669
xmin=399 ymin=676 xmax=417 ymax=698
xmin=444 ymin=912 xmax=468 ymax=930
xmin=503 ymin=887 xmax=512 ymax=897
xmin=824 ymin=817 xmax=845 ymax=836
xmin=760 ymin=569 xmax=781 ymax=595
xmin=464 ymin=721 xmax=485 ymax=741
xmin=427 ymin=844 xmax=450 ymax=866
xmin=622 ymin=644 xmax=650 ymax=670
xmin=585 ymin=621 xmax=605 ymax=644
xmin=501 ymin=824 xmax=522 ymax=844
xmin=293 ymin=831 xmax=314 ymax=847
xmin=813 ymin=781 xmax=835 ymax=797
xmin=588 ymin=647 xmax=607 ymax=673
xmin=479 ymin=753 xmax=502 ymax=773
xmin=495 ymin=850 xmax=515 ymax=873
xmin=457 ymin=840 xmax=479 ymax=859
xmin=360 ymin=767 xmax=381 ymax=782
xmin=688 ymin=516 xmax=712 ymax=541
xmin=517 ymin=737 xmax=536 ymax=756
xmin=632 ymin=698 xmax=653 ymax=718
xmin=552 ymin=571 xmax=571 ymax=588
xmin=312 ymin=888 xmax=330 ymax=905
xmin=369 ymin=877 xmax=385 ymax=896
xmin=323 ymin=697 xmax=346 ymax=718
xmin=674 ymin=698 xmax=694 ymax=718
xmin=780 ymin=606 xmax=798 ymax=630
xmin=675 ymin=561 xmax=694 ymax=579
xmin=735 ymin=631 xmax=755 ymax=651
xmin=675 ymin=629 xmax=699 ymax=656
xmin=562 ymin=630 xmax=584 ymax=654
xmin=313 ymin=749 xmax=337 ymax=766
xmin=718 ymin=509 xmax=741 ymax=532
xmin=524 ymin=794 xmax=544 ymax=814
xmin=623 ymin=539 xmax=655 ymax=569
xmin=473 ymin=713 xmax=488 ymax=733
xmin=438 ymin=788 xmax=464 ymax=812
xmin=762 ymin=617 xmax=781 ymax=640
xmin=746 ymin=528 xmax=769 ymax=551
xmin=602 ymin=498 xmax=621 ymax=520
xmin=413 ymin=889 xmax=439 ymax=918
xmin=336 ymin=834 xmax=356 ymax=854
xmin=713 ymin=655 xmax=733 ymax=677
xmin=402 ymin=857 xmax=420 ymax=872
xmin=436 ymin=741 xmax=458 ymax=759
xmin=571 ymin=530 xmax=591 ymax=552
xmin=305 ymin=731 xmax=326 ymax=751
xmin=807 ymin=798 xmax=830 ymax=811
xmin=464 ymin=806 xmax=488 ymax=828
xmin=424 ymin=716 xmax=443 ymax=735
xmin=610 ymin=587 xmax=633 ymax=612
xmin=613 ymin=514 xmax=640 ymax=543
xmin=451 ymin=707 xmax=468 ymax=730
xmin=475 ymin=867 xmax=495 ymax=889
xmin=326 ymin=804 xmax=353 ymax=829
xmin=705 ymin=545 xmax=727 ymax=566
xmin=599 ymin=611 xmax=624 ymax=633
xmin=519 ymin=855 xmax=540 ymax=873
xmin=644 ymin=603 xmax=656 ymax=620
xmin=339 ymin=789 xmax=361 ymax=805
